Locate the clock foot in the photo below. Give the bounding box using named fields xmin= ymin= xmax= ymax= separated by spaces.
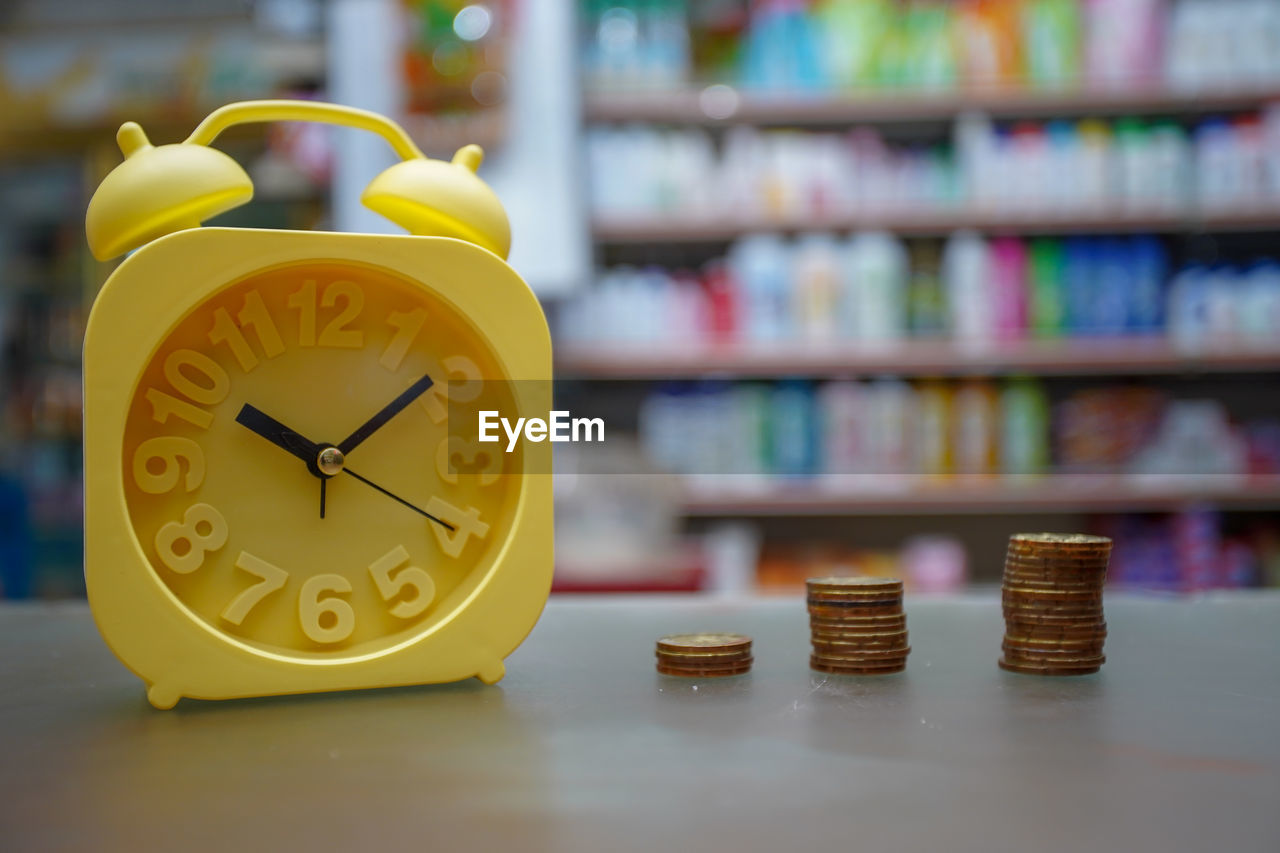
xmin=476 ymin=659 xmax=505 ymax=685
xmin=146 ymin=683 xmax=181 ymax=710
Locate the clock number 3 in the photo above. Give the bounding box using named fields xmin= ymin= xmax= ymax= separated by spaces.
xmin=368 ymin=545 xmax=435 ymax=619
xmin=155 ymin=503 xmax=228 ymax=574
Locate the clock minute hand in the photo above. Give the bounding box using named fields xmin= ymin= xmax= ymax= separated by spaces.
xmin=337 ymin=373 xmax=435 ymax=456
xmin=235 ymin=404 xmax=320 ymax=465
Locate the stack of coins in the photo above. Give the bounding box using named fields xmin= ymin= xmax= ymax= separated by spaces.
xmin=655 ymin=633 xmax=753 ymax=677
xmin=1000 ymin=533 xmax=1111 ymax=676
xmin=807 ymin=577 xmax=910 ymax=675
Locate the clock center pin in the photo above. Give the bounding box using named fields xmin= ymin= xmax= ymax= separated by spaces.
xmin=317 ymin=446 xmax=345 ymax=477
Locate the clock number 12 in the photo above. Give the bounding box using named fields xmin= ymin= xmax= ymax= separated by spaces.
xmin=287 ymin=280 xmax=365 ymax=349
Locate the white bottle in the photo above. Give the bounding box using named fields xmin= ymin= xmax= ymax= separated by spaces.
xmin=845 ymin=231 xmax=907 ymax=342
xmin=793 ymin=234 xmax=842 ymax=342
xmin=819 ymin=380 xmax=868 ymax=482
xmin=943 ymin=231 xmax=992 ymax=345
xmin=728 ymin=234 xmax=793 ymax=342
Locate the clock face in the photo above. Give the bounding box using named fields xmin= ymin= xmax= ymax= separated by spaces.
xmin=121 ymin=260 xmax=522 ymax=659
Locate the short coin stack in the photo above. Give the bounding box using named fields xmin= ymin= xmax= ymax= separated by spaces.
xmin=1001 ymin=533 xmax=1111 ymax=676
xmin=655 ymin=633 xmax=753 ymax=677
xmin=807 ymin=577 xmax=910 ymax=675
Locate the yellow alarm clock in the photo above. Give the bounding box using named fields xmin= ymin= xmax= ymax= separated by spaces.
xmin=83 ymin=101 xmax=553 ymax=709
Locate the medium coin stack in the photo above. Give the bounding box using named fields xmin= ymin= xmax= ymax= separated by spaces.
xmin=807 ymin=577 xmax=910 ymax=675
xmin=655 ymin=633 xmax=753 ymax=677
xmin=1001 ymin=533 xmax=1111 ymax=676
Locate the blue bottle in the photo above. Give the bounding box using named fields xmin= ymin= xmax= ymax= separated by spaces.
xmin=1063 ymin=237 xmax=1096 ymax=335
xmin=1129 ymin=236 xmax=1167 ymax=333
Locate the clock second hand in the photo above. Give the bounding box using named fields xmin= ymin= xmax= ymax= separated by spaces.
xmin=341 ymin=468 xmax=454 ymax=531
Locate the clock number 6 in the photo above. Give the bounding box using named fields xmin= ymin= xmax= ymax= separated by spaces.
xmin=299 ymin=574 xmax=355 ymax=644
xmin=155 ymin=503 xmax=228 ymax=574
xmin=368 ymin=545 xmax=435 ymax=620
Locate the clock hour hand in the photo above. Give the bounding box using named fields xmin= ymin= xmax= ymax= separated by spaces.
xmin=235 ymin=404 xmax=321 ymax=466
xmin=337 ymin=373 xmax=435 ymax=456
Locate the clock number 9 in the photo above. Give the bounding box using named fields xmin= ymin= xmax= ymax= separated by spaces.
xmin=368 ymin=545 xmax=435 ymax=620
xmin=154 ymin=503 xmax=228 ymax=574
xmin=435 ymin=436 xmax=502 ymax=486
xmin=299 ymin=574 xmax=355 ymax=644
xmin=419 ymin=356 xmax=482 ymax=424
xmin=132 ymin=437 xmax=206 ymax=494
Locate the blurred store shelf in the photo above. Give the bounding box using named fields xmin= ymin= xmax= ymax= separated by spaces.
xmin=584 ymin=85 xmax=1280 ymax=126
xmin=678 ymin=476 xmax=1280 ymax=516
xmin=592 ymin=208 xmax=1280 ymax=244
xmin=557 ymin=338 xmax=1280 ymax=379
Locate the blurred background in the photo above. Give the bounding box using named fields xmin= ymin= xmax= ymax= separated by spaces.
xmin=2 ymin=0 xmax=1280 ymax=600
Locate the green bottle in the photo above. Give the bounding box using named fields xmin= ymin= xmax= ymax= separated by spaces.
xmin=1028 ymin=239 xmax=1065 ymax=338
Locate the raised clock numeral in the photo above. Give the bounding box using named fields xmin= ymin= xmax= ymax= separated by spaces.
xmin=319 ymin=280 xmax=364 ymax=348
xmin=208 ymin=290 xmax=285 ymax=373
xmin=418 ymin=356 xmax=483 ymax=424
xmin=299 ymin=573 xmax=355 ymax=644
xmin=146 ymin=388 xmax=213 ymax=430
xmin=287 ymin=280 xmax=365 ymax=349
xmin=220 ymin=551 xmax=289 ymax=626
xmin=155 ymin=502 xmax=228 ymax=574
xmin=132 ymin=436 xmax=206 ymax=494
xmin=424 ymin=497 xmax=490 ymax=558
xmin=287 ymin=280 xmax=318 ymax=347
xmin=380 ymin=308 xmax=428 ymax=371
xmin=163 ymin=349 xmax=230 ymax=406
xmin=435 ymin=436 xmax=502 ymax=486
xmin=368 ymin=545 xmax=435 ymax=619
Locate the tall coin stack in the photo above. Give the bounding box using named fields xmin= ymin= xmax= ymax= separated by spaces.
xmin=808 ymin=577 xmax=910 ymax=675
xmin=1001 ymin=533 xmax=1111 ymax=676
xmin=655 ymin=633 xmax=753 ymax=677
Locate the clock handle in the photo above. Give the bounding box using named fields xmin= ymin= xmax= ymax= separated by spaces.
xmin=184 ymin=100 xmax=427 ymax=162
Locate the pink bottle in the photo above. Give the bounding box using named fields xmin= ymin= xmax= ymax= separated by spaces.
xmin=990 ymin=237 xmax=1028 ymax=340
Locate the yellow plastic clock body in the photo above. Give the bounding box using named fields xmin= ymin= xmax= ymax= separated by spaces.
xmin=84 ymin=226 xmax=553 ymax=709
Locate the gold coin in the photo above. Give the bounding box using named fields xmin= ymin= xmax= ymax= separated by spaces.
xmin=809 ymin=624 xmax=908 ymax=636
xmin=656 ymin=633 xmax=752 ymax=653
xmin=810 ymin=657 xmax=907 ymax=675
xmin=1005 ymin=625 xmax=1107 ymax=637
xmin=810 ymin=644 xmax=912 ymax=660
xmin=808 ymin=613 xmax=907 ymax=626
xmin=1003 ymin=634 xmax=1106 ymax=648
xmin=657 ymin=662 xmax=752 ymax=678
xmin=1009 ymin=533 xmax=1112 ymax=548
xmin=1000 ymin=574 xmax=1106 ymax=590
xmin=1002 ymin=647 xmax=1106 ymax=664
xmin=806 ymin=577 xmax=903 ymax=592
xmin=655 ymin=649 xmax=753 ymax=662
xmin=998 ymin=658 xmax=1101 ymax=676
xmin=1002 ymin=585 xmax=1103 ymax=596
xmin=657 ymin=654 xmax=754 ymax=669
xmin=806 ymin=598 xmax=903 ymax=611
